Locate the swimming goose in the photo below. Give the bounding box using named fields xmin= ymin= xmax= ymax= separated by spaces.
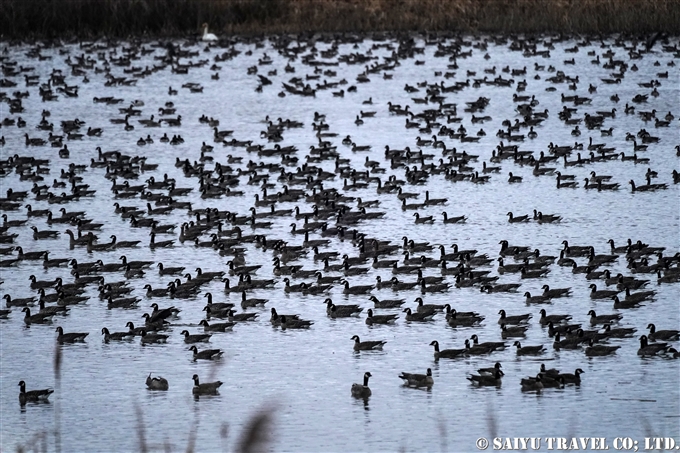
xmin=469 ymin=335 xmax=505 ymax=351
xmin=637 ymin=335 xmax=669 ymax=356
xmin=647 ymin=324 xmax=680 ymax=341
xmin=192 ymin=374 xmax=222 ymax=395
xmin=498 ymin=309 xmax=531 ymax=325
xmin=415 ymin=297 xmax=446 ymax=313
xmin=441 ymin=212 xmax=467 ymax=223
xmin=240 ymin=291 xmax=267 ymax=309
xmin=158 ymin=263 xmax=184 ymax=275
xmin=403 ymin=307 xmax=435 ymax=322
xmin=524 ymin=292 xmax=551 ymax=304
xmin=501 ymin=324 xmax=528 ymax=338
xmin=181 ymin=330 xmax=211 ymax=344
xmin=140 ymin=331 xmax=169 ymax=345
xmin=351 ymin=372 xmax=372 ymax=398
xmin=541 ymin=284 xmax=572 ymax=298
xmin=279 ymin=315 xmax=313 ymax=329
xmin=368 ymin=295 xmax=405 ymax=308
xmin=18 ymin=381 xmax=54 ymax=404
xmin=601 ymin=324 xmax=637 ymax=338
xmin=538 ymin=309 xmax=572 ymax=325
xmin=55 ymin=326 xmax=88 ymax=343
xmin=513 ymin=341 xmax=545 ymax=355
xmin=520 ymin=374 xmax=544 ymax=392
xmin=31 ymin=226 xmax=60 ymax=240
xmin=507 ymin=212 xmax=529 ymax=223
xmin=585 ymin=339 xmax=620 ymax=357
xmin=587 ymin=310 xmax=622 ymax=325
xmin=399 ymin=368 xmax=433 ymax=387
xmin=199 ymin=319 xmax=235 ymax=332
xmin=429 ymin=340 xmax=466 ymax=359
xmin=227 ymin=310 xmax=258 ymax=322
xmin=351 ymin=335 xmax=385 ymax=351
xmin=146 ymin=374 xmax=168 ymax=391
xmin=365 ymin=309 xmax=398 ymax=325
xmin=468 ymin=369 xmax=504 ymax=386
xmin=612 ymin=296 xmax=643 ymax=309
xmin=589 ymin=284 xmax=619 ymax=299
xmin=189 ymin=345 xmax=224 ymax=361
xmin=101 ymin=327 xmax=134 ymax=342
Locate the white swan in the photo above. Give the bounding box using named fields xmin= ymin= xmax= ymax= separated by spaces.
xmin=202 ymin=23 xmax=218 ymax=42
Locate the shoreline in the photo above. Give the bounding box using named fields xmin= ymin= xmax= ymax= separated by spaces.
xmin=1 ymin=0 xmax=680 ymax=39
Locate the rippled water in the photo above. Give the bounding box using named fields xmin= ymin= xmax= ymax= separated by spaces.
xmin=0 ymin=34 xmax=679 ymax=453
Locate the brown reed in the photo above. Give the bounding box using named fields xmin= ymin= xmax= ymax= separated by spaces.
xmin=0 ymin=0 xmax=678 ymax=39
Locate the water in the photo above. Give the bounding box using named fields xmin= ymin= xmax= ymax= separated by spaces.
xmin=0 ymin=34 xmax=679 ymax=453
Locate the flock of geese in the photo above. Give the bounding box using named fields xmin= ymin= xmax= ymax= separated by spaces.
xmin=1 ymin=29 xmax=679 ymax=418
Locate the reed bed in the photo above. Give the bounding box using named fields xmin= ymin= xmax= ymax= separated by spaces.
xmin=1 ymin=0 xmax=679 ymax=39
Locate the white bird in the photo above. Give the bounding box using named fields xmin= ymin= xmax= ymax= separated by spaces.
xmin=202 ymin=23 xmax=218 ymax=42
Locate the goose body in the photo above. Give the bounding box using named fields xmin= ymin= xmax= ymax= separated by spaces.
xmin=467 ymin=369 xmax=503 ymax=386
xmin=351 ymin=372 xmax=372 ymax=398
xmin=351 ymin=335 xmax=385 ymax=351
xmin=19 ymin=381 xmax=54 ymax=403
xmin=192 ymin=374 xmax=223 ymax=395
xmin=146 ymin=374 xmax=169 ymax=390
xmin=430 ymin=340 xmax=466 ymax=359
xmin=55 ymin=326 xmax=88 ymax=343
xmin=399 ymin=368 xmax=433 ymax=387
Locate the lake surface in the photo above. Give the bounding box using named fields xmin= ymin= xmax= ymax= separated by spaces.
xmin=0 ymin=33 xmax=679 ymax=453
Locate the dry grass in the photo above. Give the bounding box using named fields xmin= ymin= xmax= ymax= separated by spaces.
xmin=0 ymin=0 xmax=678 ymax=38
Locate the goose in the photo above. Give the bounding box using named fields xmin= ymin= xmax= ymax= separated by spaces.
xmin=447 ymin=311 xmax=484 ymax=327
xmin=638 ymin=335 xmax=669 ymax=356
xmin=589 ymin=284 xmax=619 ymax=299
xmin=192 ymin=374 xmax=223 ymax=395
xmin=110 ymin=235 xmax=141 ymax=248
xmin=613 ymin=296 xmax=643 ymax=309
xmin=467 ymin=369 xmax=504 ymax=386
xmin=351 ymin=335 xmax=385 ymax=351
xmin=279 ymin=315 xmax=313 ymax=329
xmin=403 ymin=307 xmax=435 ymax=322
xmin=146 ymin=374 xmax=168 ymax=391
xmin=351 ymin=372 xmax=372 ymax=398
xmin=368 ymin=295 xmax=405 ymax=308
xmin=441 ymin=212 xmax=467 ymax=223
xmin=413 ymin=213 xmax=434 ymax=224
xmin=399 ymin=368 xmax=433 ymax=387
xmin=520 ymin=374 xmax=543 ymax=392
xmin=22 ymin=307 xmax=53 ymax=324
xmin=199 ymin=319 xmax=235 ymax=332
xmin=227 ymin=310 xmax=258 ymax=322
xmin=31 ymin=226 xmax=59 ymax=240
xmin=538 ymin=309 xmax=572 ymax=325
xmin=101 ymin=327 xmax=134 ymax=342
xmin=189 ymin=345 xmax=224 ymax=361
xmin=18 ymin=381 xmax=54 ymax=403
xmin=469 ymin=335 xmax=505 ymax=351
xmin=587 ymin=310 xmax=622 ymax=325
xmin=647 ymin=324 xmax=680 ymax=341
xmin=507 ymin=212 xmax=529 ymax=223
xmin=501 ymin=324 xmax=529 ymax=340
xmin=365 ymin=309 xmax=398 ymax=325
xmin=541 ymin=285 xmax=572 ymax=298
xmin=557 ymin=369 xmax=584 ymax=385
xmin=140 ymin=330 xmax=169 ymax=345
xmin=181 ymin=330 xmax=211 ymax=344
xmin=240 ymin=291 xmax=267 ymax=309
xmin=149 ymin=232 xmax=174 ymax=249
xmin=585 ymin=339 xmax=620 ymax=357
xmin=624 ymin=287 xmax=656 ymax=303
xmin=524 ymin=292 xmax=551 ymax=304
xmin=429 ymin=340 xmax=466 ymax=359
xmin=513 ymin=341 xmax=545 ymax=355
xmin=601 ymin=324 xmax=637 ymax=339
xmin=498 ymin=309 xmax=531 ymax=325
xmin=55 ymin=326 xmax=88 ymax=343
xmin=415 ymin=297 xmax=446 ymax=313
